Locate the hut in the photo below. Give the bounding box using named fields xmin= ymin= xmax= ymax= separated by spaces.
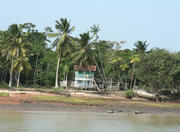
xmin=74 ymin=65 xmax=96 ymax=88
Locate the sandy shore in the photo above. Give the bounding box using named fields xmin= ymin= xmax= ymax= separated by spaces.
xmin=1 ymin=102 xmax=180 ymax=114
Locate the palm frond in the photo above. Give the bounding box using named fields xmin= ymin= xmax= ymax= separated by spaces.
xmin=55 ymin=20 xmax=64 ymax=32
xmin=51 ymin=38 xmax=60 ymax=48
xmin=47 ymin=33 xmax=61 ymax=38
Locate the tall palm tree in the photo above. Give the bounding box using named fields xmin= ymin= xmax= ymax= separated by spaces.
xmin=90 ymin=25 xmax=107 ymax=81
xmin=47 ymin=18 xmax=75 ymax=88
xmin=134 ymin=41 xmax=148 ymax=54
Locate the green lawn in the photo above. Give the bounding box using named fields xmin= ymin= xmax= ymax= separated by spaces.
xmin=33 ymin=95 xmax=115 ymax=105
xmin=0 ymin=92 xmax=9 ymax=97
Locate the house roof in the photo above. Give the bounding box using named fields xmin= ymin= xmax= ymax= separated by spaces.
xmin=74 ymin=65 xmax=96 ymax=71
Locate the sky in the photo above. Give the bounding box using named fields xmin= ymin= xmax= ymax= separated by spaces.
xmin=0 ymin=0 xmax=180 ymax=51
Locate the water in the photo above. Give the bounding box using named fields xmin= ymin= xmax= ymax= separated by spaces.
xmin=0 ymin=111 xmax=180 ymax=132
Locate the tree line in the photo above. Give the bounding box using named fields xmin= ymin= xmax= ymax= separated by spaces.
xmin=0 ymin=18 xmax=180 ymax=91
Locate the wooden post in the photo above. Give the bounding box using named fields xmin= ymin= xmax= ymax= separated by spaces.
xmin=133 ymin=78 xmax=136 ymax=89
xmin=83 ymin=71 xmax=85 ymax=90
xmin=125 ymin=83 xmax=127 ymax=91
xmin=66 ymin=75 xmax=67 ymax=92
xmin=110 ymin=78 xmax=112 ymax=91
xmin=118 ymin=82 xmax=120 ymax=91
xmin=93 ymin=79 xmax=101 ymax=91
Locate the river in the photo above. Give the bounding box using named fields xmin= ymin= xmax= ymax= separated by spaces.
xmin=0 ymin=111 xmax=180 ymax=132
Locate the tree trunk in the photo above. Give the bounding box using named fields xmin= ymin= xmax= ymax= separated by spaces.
xmin=15 ymin=49 xmax=19 ymax=84
xmin=17 ymin=71 xmax=20 ymax=87
xmin=97 ymin=44 xmax=107 ymax=83
xmin=33 ymin=54 xmax=39 ymax=85
xmin=1 ymin=68 xmax=5 ymax=81
xmin=93 ymin=56 xmax=105 ymax=82
xmin=9 ymin=57 xmax=14 ymax=87
xmin=55 ymin=55 xmax=61 ymax=88
xmin=133 ymin=78 xmax=136 ymax=88
xmin=130 ymin=63 xmax=135 ymax=89
xmin=4 ymin=69 xmax=8 ymax=82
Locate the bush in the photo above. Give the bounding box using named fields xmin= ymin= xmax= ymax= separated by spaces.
xmin=53 ymin=88 xmax=64 ymax=94
xmin=125 ymin=90 xmax=135 ymax=99
xmin=52 ymin=88 xmax=71 ymax=97
xmin=0 ymin=81 xmax=9 ymax=89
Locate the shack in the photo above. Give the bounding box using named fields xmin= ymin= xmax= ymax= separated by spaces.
xmin=74 ymin=65 xmax=96 ymax=88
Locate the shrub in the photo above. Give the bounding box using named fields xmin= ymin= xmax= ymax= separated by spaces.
xmin=0 ymin=81 xmax=9 ymax=89
xmin=53 ymin=87 xmax=64 ymax=94
xmin=125 ymin=90 xmax=135 ymax=99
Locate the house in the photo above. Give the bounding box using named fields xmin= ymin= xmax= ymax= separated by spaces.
xmin=74 ymin=65 xmax=96 ymax=88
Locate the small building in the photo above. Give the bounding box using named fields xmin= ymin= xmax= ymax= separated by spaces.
xmin=74 ymin=65 xmax=96 ymax=88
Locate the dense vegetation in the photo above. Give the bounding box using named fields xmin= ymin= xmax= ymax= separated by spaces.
xmin=0 ymin=18 xmax=180 ymax=92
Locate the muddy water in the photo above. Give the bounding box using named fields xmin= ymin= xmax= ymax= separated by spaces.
xmin=0 ymin=112 xmax=180 ymax=132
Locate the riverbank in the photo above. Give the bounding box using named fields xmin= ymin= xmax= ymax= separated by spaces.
xmin=0 ymin=89 xmax=180 ymax=114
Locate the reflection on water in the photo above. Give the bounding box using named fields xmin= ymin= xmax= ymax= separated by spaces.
xmin=0 ymin=111 xmax=180 ymax=132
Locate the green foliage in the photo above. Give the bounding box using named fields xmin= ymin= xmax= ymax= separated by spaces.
xmin=125 ymin=90 xmax=135 ymax=99
xmin=53 ymin=87 xmax=64 ymax=94
xmin=0 ymin=81 xmax=9 ymax=89
xmin=120 ymin=64 xmax=129 ymax=71
xmin=135 ymin=49 xmax=179 ymax=90
xmin=134 ymin=40 xmax=148 ymax=54
xmin=72 ymin=32 xmax=94 ymax=66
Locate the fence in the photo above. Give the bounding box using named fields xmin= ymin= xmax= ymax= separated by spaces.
xmin=59 ymin=80 xmax=128 ymax=91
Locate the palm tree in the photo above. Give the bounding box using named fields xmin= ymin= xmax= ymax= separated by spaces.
xmin=1 ymin=24 xmax=24 ymax=87
xmin=134 ymin=41 xmax=148 ymax=54
xmin=47 ymin=18 xmax=75 ymax=88
xmin=73 ymin=32 xmax=107 ymax=86
xmin=73 ymin=32 xmax=94 ymax=66
xmin=1 ymin=24 xmax=31 ymax=87
xmin=13 ymin=55 xmax=32 ymax=87
xmin=90 ymin=24 xmax=100 ymax=40
xmin=90 ymin=25 xmax=107 ymax=80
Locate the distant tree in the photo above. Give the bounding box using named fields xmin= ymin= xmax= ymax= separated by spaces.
xmin=135 ymin=49 xmax=176 ymax=90
xmin=134 ymin=41 xmax=148 ymax=54
xmin=90 ymin=24 xmax=100 ymax=39
xmin=1 ymin=24 xmax=25 ymax=87
xmin=73 ymin=32 xmax=94 ymax=66
xmin=30 ymin=31 xmax=48 ymax=85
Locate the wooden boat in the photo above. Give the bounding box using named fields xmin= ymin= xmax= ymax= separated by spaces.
xmin=133 ymin=89 xmax=170 ymax=101
xmin=133 ymin=89 xmax=157 ymax=100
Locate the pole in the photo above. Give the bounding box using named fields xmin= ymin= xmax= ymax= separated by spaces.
xmin=66 ymin=75 xmax=67 ymax=92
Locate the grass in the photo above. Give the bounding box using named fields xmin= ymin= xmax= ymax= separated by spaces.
xmin=33 ymin=95 xmax=115 ymax=105
xmin=131 ymin=101 xmax=180 ymax=109
xmin=0 ymin=92 xmax=9 ymax=97
xmin=33 ymin=95 xmax=180 ymax=108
